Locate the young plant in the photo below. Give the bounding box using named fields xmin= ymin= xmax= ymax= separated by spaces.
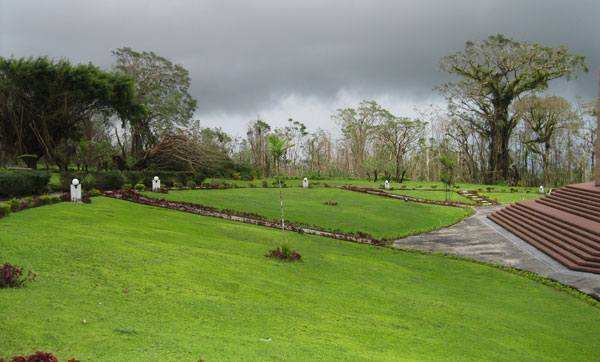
xmin=268 ymin=135 xmax=293 ymax=245
xmin=0 ymin=262 xmax=36 ymax=288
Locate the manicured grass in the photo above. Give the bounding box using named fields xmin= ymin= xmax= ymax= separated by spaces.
xmin=385 ymin=189 xmax=478 ymax=204
xmin=479 ymin=192 xmax=544 ymax=205
xmin=142 ymin=188 xmax=469 ymax=240
xmin=207 ymin=177 xmax=540 ymax=192
xmin=1 ymin=198 xmax=599 ymax=361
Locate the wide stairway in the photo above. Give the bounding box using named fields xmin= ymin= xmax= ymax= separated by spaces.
xmin=488 ymin=182 xmax=600 ymax=274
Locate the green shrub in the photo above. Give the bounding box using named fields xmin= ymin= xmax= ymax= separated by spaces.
xmin=122 ymin=184 xmax=132 ymax=190
xmin=400 ymin=184 xmax=407 ymax=188
xmin=218 ymin=184 xmax=225 ymax=190
xmin=0 ymin=170 xmax=51 ymax=197
xmin=0 ymin=204 xmax=11 ymax=217
xmin=262 ymin=180 xmax=269 ymax=188
xmin=416 ymin=185 xmax=422 ymax=188
xmin=248 ymin=182 xmax=255 ymax=188
xmin=50 ymin=196 xmax=61 ymax=203
xmin=231 ymin=183 xmax=237 ymax=189
xmin=187 ymin=180 xmax=197 ymax=189
xmin=201 ymin=181 xmax=211 ymax=188
xmin=89 ymin=189 xmax=100 ymax=197
xmin=134 ymin=183 xmax=145 ymax=191
xmin=82 ymin=174 xmax=97 ymax=190
xmin=23 ymin=197 xmax=34 ymax=208
xmin=486 ymin=187 xmax=494 ymax=191
xmin=8 ymin=198 xmax=20 ymax=212
xmin=323 ymin=183 xmax=330 ymax=188
xmin=39 ymin=195 xmax=52 ymax=205
xmin=431 ymin=185 xmax=438 ymax=189
xmin=95 ymin=171 xmax=124 ymax=190
xmin=173 ymin=182 xmax=183 ymax=188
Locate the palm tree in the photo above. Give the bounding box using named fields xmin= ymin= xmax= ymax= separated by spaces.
xmin=268 ymin=135 xmax=292 ymax=244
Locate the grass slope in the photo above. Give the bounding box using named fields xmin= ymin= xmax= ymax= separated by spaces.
xmin=385 ymin=190 xmax=478 ymax=204
xmin=479 ymin=192 xmax=544 ymax=205
xmin=1 ymin=198 xmax=599 ymax=361
xmin=142 ymin=188 xmax=468 ymax=240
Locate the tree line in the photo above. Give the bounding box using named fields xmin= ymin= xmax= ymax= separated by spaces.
xmin=0 ymin=35 xmax=596 ymax=187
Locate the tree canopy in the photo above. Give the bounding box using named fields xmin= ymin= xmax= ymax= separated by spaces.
xmin=112 ymin=47 xmax=197 ymax=160
xmin=438 ymin=34 xmax=587 ymax=183
xmin=0 ymin=56 xmax=142 ymax=169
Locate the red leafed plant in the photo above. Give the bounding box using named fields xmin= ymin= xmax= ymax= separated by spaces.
xmin=265 ymin=242 xmax=303 ymax=262
xmin=0 ymin=351 xmax=80 ymax=362
xmin=0 ymin=262 xmax=36 ymax=289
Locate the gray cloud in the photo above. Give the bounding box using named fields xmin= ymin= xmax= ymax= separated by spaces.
xmin=1 ymin=0 xmax=598 ymax=131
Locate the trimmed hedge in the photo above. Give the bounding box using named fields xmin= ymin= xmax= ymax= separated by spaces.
xmin=0 ymin=171 xmax=51 ymax=197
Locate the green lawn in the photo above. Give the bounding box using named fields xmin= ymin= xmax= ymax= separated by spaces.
xmin=142 ymin=188 xmax=469 ymax=240
xmin=1 ymin=198 xmax=599 ymax=361
xmin=206 ymin=177 xmax=540 ymax=192
xmin=479 ymin=192 xmax=545 ymax=205
xmin=385 ymin=189 xmax=478 ymax=204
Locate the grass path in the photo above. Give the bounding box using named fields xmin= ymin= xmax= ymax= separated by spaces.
xmin=1 ymin=197 xmax=599 ymax=361
xmin=479 ymin=192 xmax=544 ymax=205
xmin=142 ymin=188 xmax=469 ymax=240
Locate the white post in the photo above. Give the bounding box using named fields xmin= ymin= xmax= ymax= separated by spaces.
xmin=71 ymin=178 xmax=81 ymax=203
xmin=303 ymin=177 xmax=309 ymax=188
xmin=385 ymin=180 xmax=390 ymax=190
xmin=152 ymin=176 xmax=160 ymax=192
xmin=539 ymin=185 xmax=544 ymax=194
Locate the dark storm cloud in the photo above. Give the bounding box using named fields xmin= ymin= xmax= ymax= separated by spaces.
xmin=1 ymin=0 xmax=598 ymax=117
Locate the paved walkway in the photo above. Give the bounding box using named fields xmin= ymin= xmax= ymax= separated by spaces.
xmin=393 ymin=205 xmax=600 ymax=299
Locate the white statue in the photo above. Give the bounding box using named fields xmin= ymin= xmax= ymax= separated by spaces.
xmin=539 ymin=185 xmax=544 ymax=194
xmin=384 ymin=180 xmax=390 ymax=190
xmin=303 ymin=177 xmax=309 ymax=188
xmin=152 ymin=176 xmax=161 ymax=192
xmin=71 ymin=178 xmax=81 ymax=203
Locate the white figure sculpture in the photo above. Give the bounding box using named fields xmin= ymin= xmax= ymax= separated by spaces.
xmin=303 ymin=177 xmax=309 ymax=188
xmin=539 ymin=185 xmax=544 ymax=194
xmin=385 ymin=180 xmax=390 ymax=190
xmin=152 ymin=176 xmax=161 ymax=192
xmin=71 ymin=178 xmax=81 ymax=203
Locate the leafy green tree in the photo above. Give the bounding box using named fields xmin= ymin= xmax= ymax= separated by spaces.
xmin=112 ymin=47 xmax=197 ymax=160
xmin=0 ymin=56 xmax=141 ymax=169
xmin=376 ymin=116 xmax=426 ymax=181
xmin=439 ymin=154 xmax=455 ymax=202
xmin=268 ymin=135 xmax=292 ymax=244
xmin=513 ymin=95 xmax=575 ymax=187
xmin=438 ymin=34 xmax=587 ymax=184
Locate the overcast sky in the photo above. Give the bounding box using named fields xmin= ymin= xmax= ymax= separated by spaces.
xmin=1 ymin=0 xmax=598 ymax=137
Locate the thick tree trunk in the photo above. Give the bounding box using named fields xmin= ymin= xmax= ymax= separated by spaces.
xmin=486 ymin=127 xmax=512 ymax=184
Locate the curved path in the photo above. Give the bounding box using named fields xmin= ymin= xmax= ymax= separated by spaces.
xmin=393 ymin=205 xmax=600 ymax=299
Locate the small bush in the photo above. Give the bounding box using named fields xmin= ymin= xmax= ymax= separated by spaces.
xmin=265 ymin=243 xmax=302 ymax=262
xmin=231 ymin=183 xmax=238 ymax=189
xmin=23 ymin=197 xmax=34 ymax=208
xmin=0 ymin=351 xmax=80 ymax=362
xmin=89 ymin=189 xmax=100 ymax=197
xmin=173 ymin=182 xmax=183 ymax=188
xmin=218 ymin=184 xmax=225 ymax=190
xmin=81 ymin=174 xmax=96 ymax=191
xmin=0 ymin=262 xmax=36 ymax=289
xmin=248 ymin=182 xmax=255 ymax=188
xmin=400 ymin=184 xmax=407 ymax=188
xmin=122 ymin=184 xmax=132 ymax=190
xmin=187 ymin=180 xmax=197 ymax=189
xmin=39 ymin=195 xmax=52 ymax=205
xmin=0 ymin=204 xmax=11 ymax=217
xmin=416 ymin=185 xmax=422 ymax=188
xmin=323 ymin=200 xmax=338 ymax=206
xmin=431 ymin=185 xmax=438 ymax=189
xmin=50 ymin=196 xmax=61 ymax=203
xmin=8 ymin=198 xmax=20 ymax=212
xmin=201 ymin=181 xmax=211 ymax=188
xmin=323 ymin=183 xmax=330 ymax=188
xmin=486 ymin=187 xmax=494 ymax=191
xmin=271 ymin=180 xmax=278 ymax=187
xmin=262 ymin=180 xmax=269 ymax=188
xmin=134 ymin=183 xmax=145 ymax=191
